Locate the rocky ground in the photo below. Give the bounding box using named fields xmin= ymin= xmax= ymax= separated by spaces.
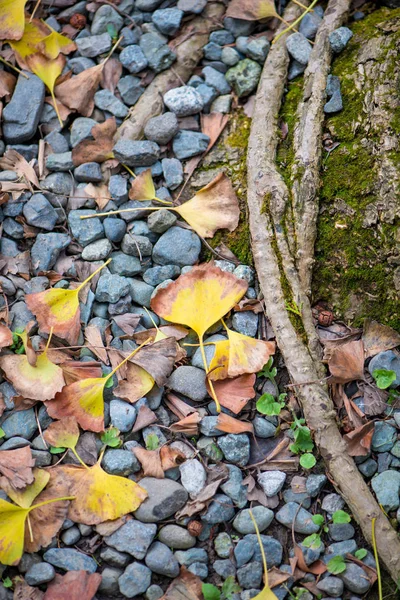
xmin=0 ymin=0 xmax=400 ymax=599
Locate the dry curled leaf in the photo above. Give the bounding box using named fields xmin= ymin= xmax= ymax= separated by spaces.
xmin=84 ymin=324 xmax=108 ymax=364
xmin=112 ymin=313 xmax=141 ymax=336
xmin=0 ymin=323 xmax=13 ymax=349
xmin=0 ymin=446 xmax=35 ymax=490
xmin=216 ymin=412 xmax=254 ymax=434
xmin=43 ymin=417 xmax=80 ymax=450
xmin=14 ymin=581 xmax=44 ymax=600
xmin=55 ymin=63 xmax=104 ymax=117
xmin=176 ymin=464 xmax=228 ymax=519
xmin=161 ymin=567 xmax=203 ymax=600
xmin=131 ymin=404 xmax=158 ymax=433
xmin=362 ymin=319 xmax=400 ymax=358
xmin=324 ymin=340 xmax=365 ymax=384
xmin=226 ymin=0 xmax=279 ymax=20
xmin=130 ymin=337 xmax=177 ymax=387
xmin=60 ymin=360 xmax=102 ymax=385
xmin=72 ymin=118 xmax=116 ymax=166
xmin=0 ymin=149 xmax=40 ymax=189
xmin=206 ymin=373 xmax=256 ymax=414
xmin=0 ymin=71 xmax=16 ymax=100
xmin=343 ymin=420 xmax=375 ymax=456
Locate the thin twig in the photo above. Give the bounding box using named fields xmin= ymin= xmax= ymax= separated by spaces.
xmin=35 ymin=405 xmax=48 ymax=449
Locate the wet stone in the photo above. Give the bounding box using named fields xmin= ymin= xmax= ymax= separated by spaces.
xmin=202 ymin=493 xmax=235 ymax=524
xmin=167 ymin=366 xmax=207 ymax=401
xmin=25 ymin=563 xmax=55 ymax=586
xmin=3 ymin=72 xmax=45 ymax=144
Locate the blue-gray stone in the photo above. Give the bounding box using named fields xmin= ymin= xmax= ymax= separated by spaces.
xmin=102 ymin=449 xmax=140 ymax=476
xmin=25 ymin=563 xmax=55 ymax=586
xmin=328 ymin=522 xmax=355 ymax=541
xmin=152 ymin=226 xmax=201 ymax=266
xmin=106 ymin=520 xmax=157 ymax=558
xmin=329 ymin=27 xmax=353 ymax=53
xmin=224 ymin=16 xmax=254 ymax=36
xmin=204 ymin=42 xmax=222 ymax=61
xmin=147 ymin=209 xmax=177 ymax=233
xmin=175 ymin=547 xmax=208 ymax=565
xmin=145 ymin=541 xmax=179 ymax=577
xmin=144 ymin=112 xmax=179 ymax=145
xmin=128 ymin=278 xmax=155 ymax=307
xmin=98 ymin=566 xmax=121 ymax=596
xmin=235 ymin=538 xmax=255 ymax=567
xmin=70 ymin=117 xmax=97 ymax=148
xmin=276 ymin=502 xmax=320 ymax=534
xmin=215 ymin=532 xmax=233 ymax=558
xmin=75 ymin=33 xmax=112 ymax=57
xmin=158 ymin=525 xmax=196 ymax=549
xmin=162 ymin=157 xmax=183 ymax=190
xmin=210 ymin=30 xmax=235 ymax=45
xmin=244 ymin=534 xmax=283 ymax=567
xmin=104 ymin=218 xmax=127 ymax=243
xmin=177 ymin=0 xmax=207 ymax=13
xmin=164 ymin=86 xmax=204 ymax=116
xmin=68 ymin=57 xmax=96 ymax=74
xmin=81 ymin=239 xmax=111 ymax=261
xmin=74 ymin=162 xmax=103 ymax=183
xmin=225 ymin=59 xmax=261 ymax=97
xmin=110 ymin=399 xmax=137 ymax=432
xmin=109 ymin=251 xmax=141 ymax=277
xmin=317 ymin=577 xmax=344 ymax=597
xmin=100 ymin=546 xmax=130 ymax=567
xmin=371 ymin=470 xmax=400 ymax=511
xmin=96 ymin=273 xmax=130 ymax=303
xmin=199 ymin=417 xmax=224 ymax=437
xmin=10 ymin=302 xmax=35 ymax=332
xmin=121 ymin=233 xmax=153 ymax=256
xmin=143 ymin=264 xmax=180 ymax=286
xmin=372 ymin=421 xmax=397 ymax=452
xmin=113 ymin=139 xmax=160 ymax=166
xmin=324 ymin=540 xmax=357 ymax=561
xmin=233 ymin=506 xmax=274 ymax=534
xmin=221 ymin=46 xmax=240 ymax=66
xmin=61 ymin=526 xmax=81 ymax=545
xmin=339 ymin=562 xmax=370 ymax=594
xmin=118 ymin=200 xmax=153 ymax=222
xmin=91 ymin=4 xmax=123 ymax=35
xmin=46 ymin=151 xmax=74 ymax=171
xmin=68 ymin=209 xmax=104 ymax=246
xmin=306 ymin=474 xmax=327 ymax=497
xmin=391 ymin=441 xmax=400 ymax=457
xmin=299 ymin=540 xmax=324 ymax=565
xmin=246 ymin=37 xmax=270 ymax=63
xmin=140 ymin=33 xmax=176 ymax=72
xmin=286 ymin=33 xmax=312 ymax=65
xmin=134 ymin=477 xmax=188 ymax=522
xmin=188 ymin=562 xmax=208 ymax=578
xmin=202 ymin=493 xmax=235 ymax=524
xmin=214 ymin=559 xmax=236 ymax=579
xmin=237 ymin=562 xmax=262 ymax=590
xmin=23 ymin=194 xmax=58 ymax=231
xmin=196 ymin=83 xmax=218 ymax=111
xmin=109 ymin=174 xmax=129 ymax=205
xmin=202 ymin=66 xmax=231 ymax=94
xmin=119 ymin=562 xmax=152 ymax=598
xmin=94 ymin=89 xmax=128 ymax=118
xmin=232 ymin=311 xmax=258 ymax=337
xmin=321 ymin=493 xmax=345 ymax=513
xmin=2 ymin=408 xmax=37 ymax=440
xmin=324 ymin=90 xmax=343 ymax=113
xmin=253 ymin=417 xmax=277 ymax=439
xmin=289 ymin=59 xmax=305 ymax=80
xmin=43 ymin=548 xmax=97 ymax=572
xmin=167 ymin=365 xmax=207 ymax=401
xmin=172 ymin=130 xmax=210 ymax=159
xmin=369 ymin=350 xmax=400 ymax=387
xmin=358 ymin=457 xmax=378 ymax=477
xmin=282 ymin=489 xmax=311 ymax=509
xmin=152 ymin=8 xmax=183 ymax=35
xmin=299 ymin=11 xmax=322 ymax=39
xmin=44 ymin=131 xmax=69 ymax=154
xmin=218 ymin=434 xmax=250 ymax=466
xmin=3 ymin=218 xmax=24 ymax=239
xmin=146 ymin=584 xmax=164 ymax=600
xmin=117 ymin=75 xmax=144 ymax=106
xmin=220 ymin=464 xmax=248 ymax=508
xmin=378 ymin=452 xmax=392 ymax=472
xmin=3 ymin=72 xmax=45 ymax=143
xmin=258 ymin=471 xmax=286 ymax=497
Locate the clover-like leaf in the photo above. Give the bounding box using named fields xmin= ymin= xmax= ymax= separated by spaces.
xmin=0 ymin=340 xmax=65 ymax=401
xmin=332 ymin=510 xmax=351 ymax=524
xmin=0 ymin=0 xmax=28 ymax=40
xmin=53 ymin=461 xmax=147 ymax=525
xmin=209 ymin=328 xmax=276 ymax=381
xmin=26 ymin=260 xmax=110 ymax=344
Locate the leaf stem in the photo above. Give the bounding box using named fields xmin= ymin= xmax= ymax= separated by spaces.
xmin=80 ymin=207 xmax=162 ymax=219
xmin=106 ymin=338 xmax=152 ymax=379
xmin=122 ymin=163 xmax=136 ymax=179
xmin=199 ymin=334 xmax=221 ymax=413
xmin=72 ymin=448 xmax=90 ymax=470
xmin=153 ymin=196 xmax=174 ymax=206
xmin=29 ymin=496 xmax=76 ymax=511
xmin=102 ymin=36 xmax=123 ymax=65
xmin=44 ymin=327 xmax=54 ymax=352
xmin=76 ymin=258 xmax=111 ymax=292
xmin=249 ymin=510 xmax=269 ymax=588
xmin=50 ymin=90 xmax=63 ymax=128
xmin=274 ymin=0 xmax=319 ymax=43
xmin=371 ymin=518 xmax=382 ymax=600
xmin=27 ymin=514 xmax=34 ymax=543
xmin=0 ymin=57 xmax=28 ymax=78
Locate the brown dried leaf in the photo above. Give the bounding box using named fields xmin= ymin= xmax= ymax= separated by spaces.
xmin=206 ymin=373 xmax=256 ymax=414
xmin=0 ymin=149 xmax=40 ymax=189
xmin=133 ymin=324 xmax=189 ymax=344
xmin=343 ymin=421 xmax=375 ymax=456
xmin=161 ymin=566 xmax=203 ymax=600
xmin=0 ymin=447 xmax=35 ymax=490
xmin=101 ymin=57 xmax=122 ymax=93
xmin=0 ymin=71 xmax=16 ymax=100
xmin=84 ymin=182 xmax=111 ymax=210
xmin=14 ymin=581 xmax=44 ymax=600
xmin=131 ymin=404 xmax=158 ymax=433
xmin=267 ymin=566 xmax=292 ymax=588
xmin=325 ymin=340 xmax=365 ymax=383
xmin=234 ymin=298 xmax=264 ymax=313
xmin=176 ymin=464 xmax=229 ymax=519
xmin=112 ymin=313 xmax=141 ymax=336
xmin=362 ymin=319 xmax=400 ymax=358
xmin=43 ymin=571 xmax=102 ymax=600
xmin=215 ymin=412 xmax=254 ymax=434
xmin=72 ymin=118 xmax=116 ymax=166
xmin=294 ymin=544 xmax=327 ymax=575
xmin=226 ymin=0 xmax=278 ymax=20
xmin=133 ymin=447 xmax=165 ymax=478
xmin=84 ymin=324 xmax=108 ymax=364
xmin=170 ymin=413 xmax=201 ymax=435
xmin=131 ymin=337 xmax=177 ymax=386
xmin=357 ymin=379 xmax=388 ymax=416
xmin=55 ymin=63 xmax=104 ymax=117
xmin=0 ymin=323 xmax=13 ymax=349
xmin=160 ymin=445 xmax=186 ymax=471
xmin=60 ymin=360 xmax=102 ymax=385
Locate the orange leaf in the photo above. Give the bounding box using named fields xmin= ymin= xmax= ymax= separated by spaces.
xmin=84 ymin=324 xmax=108 ymax=364
xmin=43 ymin=571 xmax=102 ymax=600
xmin=325 ymin=340 xmax=365 ymax=383
xmin=169 ymin=412 xmax=201 ymax=435
xmin=343 ymin=421 xmax=375 ymax=457
xmin=133 ymin=447 xmax=165 ymax=478
xmin=206 ymin=373 xmax=256 ymax=414
xmin=55 ymin=63 xmax=104 ymax=117
xmin=113 ymin=362 xmax=155 ymax=403
xmin=130 ymin=337 xmax=177 ymax=386
xmin=216 ymin=412 xmax=254 ymax=434
xmin=294 ymin=544 xmax=327 ymax=575
xmin=362 ymin=319 xmax=400 ymax=358
xmin=133 ymin=324 xmax=188 ymax=344
xmin=60 ymin=360 xmax=102 ymax=385
xmin=131 ymin=404 xmax=158 ymax=433
xmin=71 ymin=118 xmax=116 ymax=166
xmin=43 ymin=417 xmax=80 ymax=450
xmin=0 ymin=323 xmax=13 ymax=349
xmin=209 ymin=328 xmax=275 ymax=381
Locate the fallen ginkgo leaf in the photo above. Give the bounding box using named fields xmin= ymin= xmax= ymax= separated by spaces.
xmin=0 ymin=0 xmax=28 ymax=40
xmin=71 ymin=118 xmax=116 ymax=166
xmin=206 ymin=373 xmax=256 ymax=414
xmin=226 ymin=0 xmax=279 ymax=21
xmin=43 ymin=417 xmax=80 ymax=451
xmin=0 ymin=446 xmax=35 ymax=491
xmin=0 ymin=324 xmax=13 ymax=349
xmin=26 ymin=259 xmax=110 ymax=344
xmin=42 ymin=570 xmax=102 ymax=600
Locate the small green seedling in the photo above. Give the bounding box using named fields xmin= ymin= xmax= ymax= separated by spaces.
xmin=145 ymin=433 xmax=160 ymax=450
xmin=101 ymin=427 xmax=122 ymax=448
xmin=327 ymin=555 xmax=347 ymax=575
xmin=373 ymin=369 xmax=397 ymax=390
xmin=256 ymin=392 xmax=287 ymax=417
xmin=355 ymin=548 xmax=368 ymax=560
xmin=202 ymin=576 xmax=241 ymax=600
xmin=332 ymin=510 xmax=351 ymax=524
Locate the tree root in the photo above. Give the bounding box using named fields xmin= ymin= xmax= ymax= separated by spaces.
xmin=116 ymin=2 xmax=225 ymax=141
xmin=247 ymin=0 xmax=400 ymax=584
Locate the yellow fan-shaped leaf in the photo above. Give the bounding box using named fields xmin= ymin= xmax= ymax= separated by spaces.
xmin=11 ymin=19 xmax=75 ymax=61
xmin=150 ymin=264 xmax=247 ymax=341
xmin=0 ymin=349 xmax=65 ymax=401
xmin=40 ymin=27 xmax=76 ymax=59
xmin=129 ymin=168 xmax=156 ymax=201
xmin=0 ymin=0 xmax=28 ymax=41
xmin=226 ymin=0 xmax=278 ymax=21
xmin=1 ymin=468 xmax=50 ymax=509
xmin=114 ymin=362 xmax=155 ymax=403
xmin=46 ymin=377 xmax=107 ymax=433
xmin=26 ymin=287 xmax=80 ymax=345
xmin=0 ymin=500 xmax=29 ymax=565
xmin=55 ymin=462 xmax=148 ymax=525
xmin=173 ymin=173 xmax=240 ymax=238
xmin=26 ymin=52 xmax=65 ymax=95
xmin=43 ymin=418 xmax=80 ymax=450
xmin=209 ymin=328 xmax=276 ymax=381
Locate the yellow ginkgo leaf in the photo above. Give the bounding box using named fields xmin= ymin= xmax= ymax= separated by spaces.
xmin=173 ymin=173 xmax=240 ymax=238
xmin=226 ymin=0 xmax=278 ymax=21
xmin=114 ymin=362 xmax=155 ymax=404
xmin=0 ymin=345 xmax=65 ymax=401
xmin=150 ymin=264 xmax=247 ymax=342
xmin=0 ymin=0 xmax=28 ymax=41
xmin=43 ymin=418 xmax=80 ymax=451
xmin=26 ymin=260 xmax=110 ymax=344
xmin=26 ymin=53 xmax=65 ymax=126
xmin=129 ymin=168 xmax=156 ymax=201
xmin=1 ymin=468 xmax=50 ymax=509
xmin=10 ymin=19 xmax=76 ymax=61
xmin=0 ymin=500 xmax=29 ymax=565
xmin=209 ymin=327 xmax=276 ymax=381
xmin=54 ymin=461 xmax=148 ymax=525
xmin=40 ymin=26 xmax=76 ymax=59
xmin=249 ymin=510 xmax=279 ymax=600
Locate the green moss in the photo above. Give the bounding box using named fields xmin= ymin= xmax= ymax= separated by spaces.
xmin=312 ymin=8 xmax=400 ymax=329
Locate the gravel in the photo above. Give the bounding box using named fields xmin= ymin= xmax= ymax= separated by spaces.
xmin=172 ymin=130 xmax=210 ymax=159
xmin=275 ymin=502 xmax=320 ymax=534
xmin=225 ymin=59 xmax=262 ymax=97
xmin=257 ymin=471 xmax=286 ymax=497
xmin=152 ymin=226 xmax=201 ymax=266
xmin=158 ymin=525 xmax=196 ymax=549
xmin=3 ymin=73 xmax=45 ymax=143
xmin=113 ymin=140 xmax=161 ymax=166
xmin=119 ymin=562 xmax=152 ymax=598
xmin=167 ymin=366 xmax=208 ymax=401
xmin=145 ymin=541 xmax=180 ymax=577
xmin=233 ymin=506 xmax=274 ymax=534
xmin=134 ymin=477 xmax=188 ymax=522
xmin=164 ymin=86 xmax=204 ymax=116
xmin=105 ymin=520 xmax=157 ymax=559
xmin=286 ymin=33 xmax=313 ymax=65
xmin=329 ymin=26 xmax=354 ymax=53
xmin=43 ymin=548 xmax=97 ymax=572
xmin=144 ymin=112 xmax=179 ymax=144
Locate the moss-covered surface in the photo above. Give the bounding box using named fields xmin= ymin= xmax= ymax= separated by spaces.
xmin=194 ymin=111 xmax=253 ymax=266
xmin=310 ymin=8 xmax=400 ymax=329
